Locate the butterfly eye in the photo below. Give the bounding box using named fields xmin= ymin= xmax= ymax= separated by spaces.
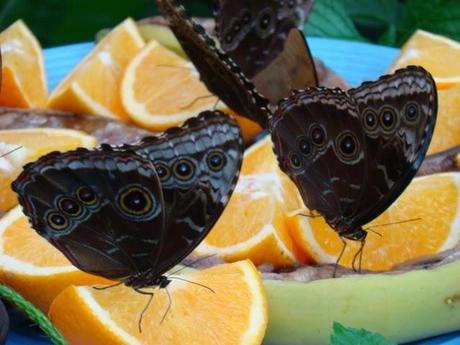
xmin=58 ymin=197 xmax=82 ymax=217
xmin=257 ymin=9 xmax=274 ymax=32
xmin=310 ymin=125 xmax=326 ymax=147
xmin=118 ymin=186 xmax=154 ymax=217
xmin=289 ymin=152 xmax=302 ymax=170
xmin=76 ymin=186 xmax=97 ymax=206
xmin=363 ymin=109 xmax=378 ymax=131
xmin=405 ymin=102 xmax=419 ymax=122
xmin=232 ymin=20 xmax=242 ymax=35
xmin=155 ymin=162 xmax=171 ymax=182
xmin=298 ymin=137 xmax=311 ymax=155
xmin=207 ymin=151 xmax=227 ymax=171
xmin=47 ymin=212 xmax=69 ymax=231
xmin=242 ymin=11 xmax=251 ymax=24
xmin=173 ymin=159 xmax=195 ymax=181
xmin=224 ymin=33 xmax=233 ymax=44
xmin=336 ymin=132 xmax=360 ymax=160
xmin=380 ymin=107 xmax=397 ymax=131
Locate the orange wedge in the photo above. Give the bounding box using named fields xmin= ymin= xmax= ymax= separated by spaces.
xmin=388 ymin=30 xmax=460 ymax=89
xmin=428 ymin=84 xmax=460 ymax=154
xmin=0 ymin=20 xmax=47 ymax=107
xmin=0 ymin=206 xmax=110 ymax=311
xmin=0 ymin=128 xmax=96 ymax=212
xmin=121 ymin=39 xmax=219 ymax=131
xmin=47 ymin=18 xmax=144 ymax=122
xmin=288 ymin=173 xmax=460 ymax=271
xmin=196 ymin=136 xmax=306 ymax=267
xmin=49 ymin=260 xmax=268 ymax=345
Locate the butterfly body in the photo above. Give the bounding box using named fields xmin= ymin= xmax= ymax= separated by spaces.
xmin=13 ymin=111 xmax=243 ymax=288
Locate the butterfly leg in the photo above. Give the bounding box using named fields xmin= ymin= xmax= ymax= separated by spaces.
xmin=93 ymin=281 xmax=123 ymax=290
xmin=333 ymin=237 xmax=348 ymax=278
xmin=351 ymin=238 xmax=366 ymax=273
xmin=134 ymin=288 xmax=155 ymax=333
xmin=160 ymin=287 xmax=173 ymax=324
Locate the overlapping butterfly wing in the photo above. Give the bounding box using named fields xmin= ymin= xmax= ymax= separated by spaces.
xmin=131 ymin=111 xmax=243 ymax=275
xmin=271 ymin=66 xmax=437 ymax=230
xmin=348 ymin=66 xmax=437 ymax=227
xmin=13 ymin=111 xmax=243 ymax=284
xmin=214 ymin=0 xmax=316 ymax=93
xmin=156 ymin=0 xmax=271 ymax=129
xmin=13 ymin=147 xmax=166 ymax=281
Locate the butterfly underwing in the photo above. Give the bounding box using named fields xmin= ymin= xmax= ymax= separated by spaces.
xmin=157 ymin=0 xmax=271 ymax=129
xmin=214 ymin=0 xmax=317 ymax=100
xmin=270 ymin=66 xmax=438 ymax=242
xmin=12 ymin=110 xmax=243 ymax=288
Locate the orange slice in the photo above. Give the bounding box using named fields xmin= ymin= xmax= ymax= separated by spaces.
xmin=0 ymin=206 xmax=110 ymax=311
xmin=0 ymin=128 xmax=96 ymax=212
xmin=428 ymin=84 xmax=460 ymax=154
xmin=47 ymin=18 xmax=144 ymax=122
xmin=388 ymin=30 xmax=460 ymax=89
xmin=49 ymin=260 xmax=268 ymax=345
xmin=196 ymin=136 xmax=306 ymax=267
xmin=288 ymin=173 xmax=460 ymax=271
xmin=121 ymin=39 xmax=219 ymax=131
xmin=0 ymin=20 xmax=47 ymax=107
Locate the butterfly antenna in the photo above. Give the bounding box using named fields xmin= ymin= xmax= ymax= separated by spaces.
xmin=0 ymin=145 xmax=22 ymax=158
xmin=155 ymin=64 xmax=192 ymax=70
xmin=93 ymin=281 xmax=123 ymax=290
xmin=297 ymin=212 xmax=321 ymax=219
xmin=168 ymin=276 xmax=215 ymax=293
xmin=180 ymin=94 xmax=215 ymax=110
xmin=135 ymin=289 xmax=155 ymax=333
xmin=160 ymin=287 xmax=172 ymax=324
xmin=333 ymin=237 xmax=347 ymax=278
xmin=168 ymin=254 xmax=217 ymax=276
xmin=365 ymin=218 xmax=422 ymax=230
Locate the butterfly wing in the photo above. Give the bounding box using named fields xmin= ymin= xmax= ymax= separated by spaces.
xmin=214 ymin=0 xmax=314 ymax=80
xmin=13 ymin=147 xmax=165 ymax=282
xmin=131 ymin=110 xmax=244 ymax=275
xmin=252 ymin=29 xmax=318 ymax=104
xmin=271 ymin=66 xmax=437 ymax=231
xmin=156 ymin=0 xmax=271 ymax=129
xmin=347 ymin=66 xmax=437 ymax=226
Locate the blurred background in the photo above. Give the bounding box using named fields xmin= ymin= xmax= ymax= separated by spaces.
xmin=0 ymin=0 xmax=458 ymax=48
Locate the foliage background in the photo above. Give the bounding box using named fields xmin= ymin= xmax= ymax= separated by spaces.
xmin=0 ymin=0 xmax=458 ymax=47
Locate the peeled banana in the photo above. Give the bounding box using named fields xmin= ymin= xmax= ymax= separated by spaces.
xmin=263 ymin=250 xmax=460 ymax=344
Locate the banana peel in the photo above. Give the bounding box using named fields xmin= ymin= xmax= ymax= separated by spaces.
xmin=262 ymin=249 xmax=460 ymax=344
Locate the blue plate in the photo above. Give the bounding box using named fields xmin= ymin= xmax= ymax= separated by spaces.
xmin=6 ymin=37 xmax=460 ymax=345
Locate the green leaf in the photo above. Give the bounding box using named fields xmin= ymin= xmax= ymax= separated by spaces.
xmin=404 ymin=0 xmax=460 ymax=43
xmin=306 ymin=0 xmax=366 ymax=42
xmin=330 ymin=322 xmax=396 ymax=345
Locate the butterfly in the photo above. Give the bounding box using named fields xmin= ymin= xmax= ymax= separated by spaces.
xmin=157 ymin=0 xmax=438 ymax=269
xmin=213 ymin=0 xmax=317 ymax=103
xmin=12 ymin=111 xmax=243 ymax=324
xmin=157 ymin=0 xmax=317 ymax=130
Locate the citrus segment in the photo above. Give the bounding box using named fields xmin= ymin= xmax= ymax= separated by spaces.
xmin=389 ymin=30 xmax=460 ymax=89
xmin=288 ymin=173 xmax=460 ymax=271
xmin=196 ymin=136 xmax=306 ymax=266
xmin=0 ymin=128 xmax=96 ymax=211
xmin=428 ymin=84 xmax=460 ymax=154
xmin=47 ymin=18 xmax=144 ymax=122
xmin=121 ymin=40 xmax=220 ymax=131
xmin=0 ymin=207 xmax=110 ymax=311
xmin=0 ymin=20 xmax=47 ymax=107
xmin=49 ymin=260 xmax=268 ymax=345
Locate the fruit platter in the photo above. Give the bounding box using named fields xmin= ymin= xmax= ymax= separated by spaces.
xmin=1 ymin=1 xmax=460 ymax=344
